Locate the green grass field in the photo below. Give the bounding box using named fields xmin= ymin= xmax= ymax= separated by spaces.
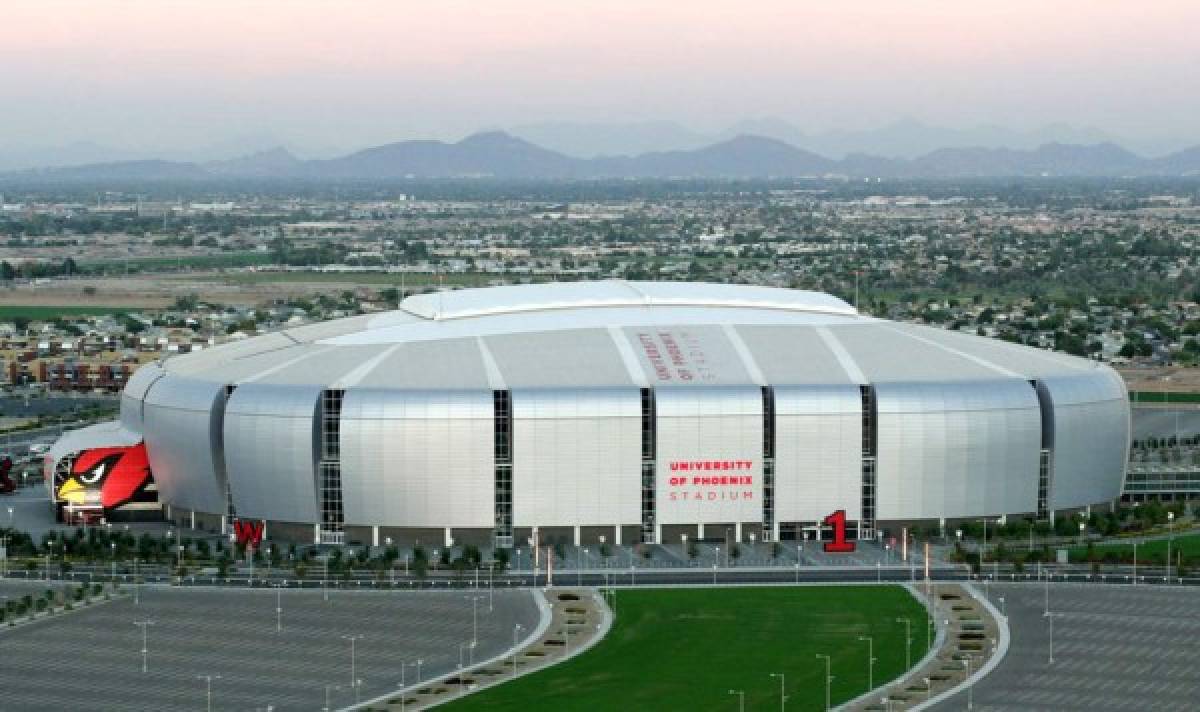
xmin=1069 ymin=532 xmax=1200 ymax=564
xmin=1128 ymin=391 xmax=1200 ymax=404
xmin=0 ymin=305 xmax=138 ymax=320
xmin=446 ymin=586 xmax=929 ymax=712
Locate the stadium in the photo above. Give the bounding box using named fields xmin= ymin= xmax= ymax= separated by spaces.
xmin=47 ymin=281 xmax=1130 ymax=548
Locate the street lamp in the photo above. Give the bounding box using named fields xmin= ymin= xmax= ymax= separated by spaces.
xmin=1044 ymin=611 xmax=1063 ymax=664
xmin=342 ymin=634 xmax=364 ymax=701
xmin=815 ymin=654 xmax=832 ymax=712
xmin=962 ymin=658 xmax=973 ymax=710
xmin=857 ymin=635 xmax=875 ymax=691
xmin=197 ymin=674 xmax=222 ymax=712
xmin=274 ymin=582 xmax=283 ymax=632
xmin=769 ymin=672 xmax=787 ymax=711
xmin=465 ymin=595 xmax=483 ymax=647
xmin=512 ymin=624 xmax=523 ymax=675
xmin=728 ymin=689 xmax=745 ymax=712
xmin=895 ymin=617 xmax=911 ymax=670
xmin=323 ymin=684 xmax=341 ymax=712
xmin=133 ymin=620 xmax=154 ymax=672
xmin=1167 ymin=511 xmax=1175 ymax=583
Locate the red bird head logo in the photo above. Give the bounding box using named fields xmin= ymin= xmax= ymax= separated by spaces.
xmin=56 ymin=444 xmax=152 ymax=510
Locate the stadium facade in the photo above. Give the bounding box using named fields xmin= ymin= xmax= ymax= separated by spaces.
xmin=48 ymin=281 xmax=1130 ymax=547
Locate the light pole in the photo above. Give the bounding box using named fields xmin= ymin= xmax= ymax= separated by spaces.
xmin=1167 ymin=511 xmax=1175 ymax=582
xmin=275 ymin=582 xmax=283 ymax=632
xmin=769 ymin=672 xmax=787 ymax=711
xmin=197 ymin=674 xmax=221 ymax=712
xmin=133 ymin=620 xmax=154 ymax=673
xmin=343 ymin=634 xmax=363 ymax=701
xmin=728 ymin=689 xmax=745 ymax=712
xmin=465 ymin=595 xmax=482 ymax=647
xmin=857 ymin=635 xmax=875 ymax=691
xmin=512 ymin=624 xmax=523 ymax=676
xmin=323 ymin=684 xmax=341 ymax=712
xmin=1044 ymin=568 xmax=1050 ymax=616
xmin=962 ymin=657 xmax=973 ymax=710
xmin=896 ymin=617 xmax=911 ymax=670
xmin=1044 ymin=611 xmax=1062 ymax=664
xmin=816 ymin=653 xmax=832 ymax=712
xmin=1133 ymin=540 xmax=1138 ymax=585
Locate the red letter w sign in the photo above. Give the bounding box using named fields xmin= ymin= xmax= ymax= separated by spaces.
xmin=233 ymin=519 xmax=265 ymax=549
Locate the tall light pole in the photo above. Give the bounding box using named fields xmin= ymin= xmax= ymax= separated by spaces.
xmin=816 ymin=653 xmax=832 ymax=712
xmin=1167 ymin=511 xmax=1175 ymax=583
xmin=275 ymin=583 xmax=283 ymax=632
xmin=769 ymin=672 xmax=787 ymax=711
xmin=728 ymin=689 xmax=745 ymax=712
xmin=512 ymin=624 xmax=523 ymax=676
xmin=962 ymin=658 xmax=973 ymax=710
xmin=857 ymin=635 xmax=875 ymax=691
xmin=465 ymin=595 xmax=483 ymax=647
xmin=323 ymin=684 xmax=341 ymax=712
xmin=1044 ymin=611 xmax=1063 ymax=664
xmin=343 ymin=634 xmax=363 ymax=701
xmin=895 ymin=617 xmax=912 ymax=671
xmin=197 ymin=674 xmax=221 ymax=712
xmin=133 ymin=620 xmax=154 ymax=673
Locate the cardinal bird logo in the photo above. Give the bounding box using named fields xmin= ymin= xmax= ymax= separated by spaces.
xmin=56 ymin=444 xmax=152 ymax=510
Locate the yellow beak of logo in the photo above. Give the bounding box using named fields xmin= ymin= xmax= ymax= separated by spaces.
xmin=57 ymin=478 xmax=87 ymax=504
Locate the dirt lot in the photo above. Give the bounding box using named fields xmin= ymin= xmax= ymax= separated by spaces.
xmin=0 ymin=273 xmax=350 ymax=309
xmin=1118 ymin=366 xmax=1200 ymax=394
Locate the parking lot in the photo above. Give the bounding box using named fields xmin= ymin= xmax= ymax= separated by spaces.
xmin=929 ymin=583 xmax=1200 ymax=711
xmin=0 ymin=586 xmax=540 ymax=711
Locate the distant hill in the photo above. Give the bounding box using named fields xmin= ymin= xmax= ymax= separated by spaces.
xmin=206 ymin=147 xmax=303 ymax=177
xmin=4 ymin=131 xmax=1200 ymax=181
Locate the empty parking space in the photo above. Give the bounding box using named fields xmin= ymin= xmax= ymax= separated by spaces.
xmin=0 ymin=587 xmax=540 ymax=711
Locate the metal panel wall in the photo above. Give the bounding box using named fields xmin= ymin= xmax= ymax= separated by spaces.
xmin=874 ymin=380 xmax=1041 ymax=520
xmin=223 ymin=383 xmax=321 ymax=523
xmin=1043 ymin=369 xmax=1129 ymax=509
xmin=141 ymin=375 xmax=227 ymax=514
xmin=511 ymin=388 xmax=641 ymax=528
xmin=339 ymin=389 xmax=494 ymax=528
xmin=120 ymin=363 xmax=165 ymax=432
xmin=773 ymin=384 xmax=863 ymax=523
xmin=654 ymin=386 xmax=763 ymax=526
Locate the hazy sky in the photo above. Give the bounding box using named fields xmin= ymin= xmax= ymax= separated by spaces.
xmin=2 ymin=0 xmax=1198 ymax=155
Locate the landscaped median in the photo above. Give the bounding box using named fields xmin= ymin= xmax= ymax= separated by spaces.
xmin=440 ymin=586 xmax=929 ymax=712
xmin=1067 ymin=531 xmax=1200 ymax=572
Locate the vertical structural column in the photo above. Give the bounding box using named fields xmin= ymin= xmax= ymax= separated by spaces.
xmin=1032 ymin=380 xmax=1055 ymax=521
xmin=493 ymin=390 xmax=514 ymax=549
xmin=219 ymin=384 xmax=237 ymax=535
xmin=640 ymin=387 xmax=657 ymax=544
xmin=318 ymin=389 xmax=346 ymax=545
xmin=761 ymin=386 xmax=776 ymax=542
xmin=860 ymin=385 xmax=877 ymax=541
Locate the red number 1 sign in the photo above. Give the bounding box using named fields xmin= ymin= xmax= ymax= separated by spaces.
xmin=822 ymin=509 xmax=856 ymax=553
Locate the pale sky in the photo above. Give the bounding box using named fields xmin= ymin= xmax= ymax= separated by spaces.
xmin=2 ymin=0 xmax=1198 ymax=155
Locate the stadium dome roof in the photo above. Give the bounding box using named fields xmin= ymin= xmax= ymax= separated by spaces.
xmin=155 ymin=280 xmax=1118 ymax=394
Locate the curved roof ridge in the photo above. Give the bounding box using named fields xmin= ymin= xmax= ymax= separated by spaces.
xmin=393 ymin=280 xmax=857 ymax=323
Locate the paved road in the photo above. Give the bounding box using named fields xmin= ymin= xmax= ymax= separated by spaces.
xmin=0 ymin=587 xmax=540 ymax=712
xmin=929 ymin=583 xmax=1200 ymax=711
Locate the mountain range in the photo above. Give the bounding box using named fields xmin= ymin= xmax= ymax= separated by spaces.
xmin=4 ymin=131 xmax=1200 ymax=182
